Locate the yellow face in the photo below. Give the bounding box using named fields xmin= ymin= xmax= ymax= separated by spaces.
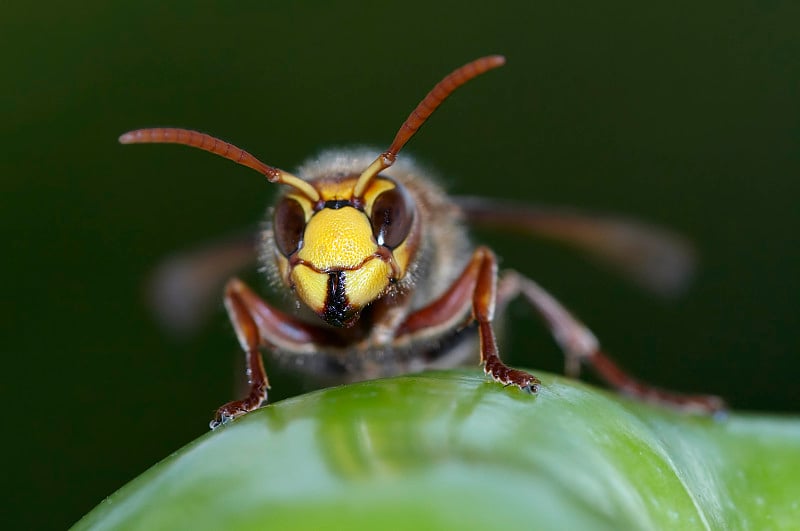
xmin=273 ymin=177 xmax=418 ymax=327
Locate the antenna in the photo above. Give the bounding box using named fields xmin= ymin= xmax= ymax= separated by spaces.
xmin=353 ymin=55 xmax=506 ymax=199
xmin=119 ymin=128 xmax=320 ymax=202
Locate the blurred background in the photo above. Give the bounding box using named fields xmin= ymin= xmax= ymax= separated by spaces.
xmin=2 ymin=1 xmax=798 ymax=528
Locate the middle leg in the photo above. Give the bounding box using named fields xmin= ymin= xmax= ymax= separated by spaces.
xmin=497 ymin=270 xmax=726 ymax=413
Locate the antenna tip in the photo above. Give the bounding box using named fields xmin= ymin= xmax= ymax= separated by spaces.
xmin=118 ymin=131 xmax=137 ymax=144
xmin=489 ymin=55 xmax=506 ymax=66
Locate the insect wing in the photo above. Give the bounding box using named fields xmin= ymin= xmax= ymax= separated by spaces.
xmin=147 ymin=230 xmax=259 ymax=337
xmin=456 ymin=196 xmax=696 ymax=297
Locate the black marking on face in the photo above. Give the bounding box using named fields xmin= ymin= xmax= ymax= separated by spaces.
xmin=323 ymin=271 xmax=357 ymax=327
xmin=323 ymin=199 xmax=353 ymax=210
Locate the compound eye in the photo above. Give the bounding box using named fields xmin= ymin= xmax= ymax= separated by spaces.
xmin=370 ymin=185 xmax=415 ymax=249
xmin=274 ymin=197 xmax=306 ymax=256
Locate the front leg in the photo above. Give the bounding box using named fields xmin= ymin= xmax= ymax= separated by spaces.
xmin=397 ymin=247 xmax=540 ymax=392
xmin=212 ymin=279 xmax=269 ymax=429
xmin=211 ymin=278 xmax=346 ymax=429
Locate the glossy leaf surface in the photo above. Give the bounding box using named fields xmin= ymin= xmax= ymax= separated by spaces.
xmin=76 ymin=371 xmax=800 ymax=530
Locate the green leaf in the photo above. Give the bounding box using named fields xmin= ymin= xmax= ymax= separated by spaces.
xmin=75 ymin=371 xmax=800 ymax=530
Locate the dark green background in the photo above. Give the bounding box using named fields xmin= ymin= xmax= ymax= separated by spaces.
xmin=3 ymin=1 xmax=798 ymax=528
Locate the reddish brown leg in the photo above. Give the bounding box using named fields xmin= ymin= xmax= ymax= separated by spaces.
xmin=211 ymin=280 xmax=271 ymax=429
xmin=498 ymin=271 xmax=726 ymax=413
xmin=211 ymin=278 xmax=348 ymax=429
xmin=397 ymin=247 xmax=540 ymax=393
xmin=473 ymin=249 xmax=541 ymax=392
